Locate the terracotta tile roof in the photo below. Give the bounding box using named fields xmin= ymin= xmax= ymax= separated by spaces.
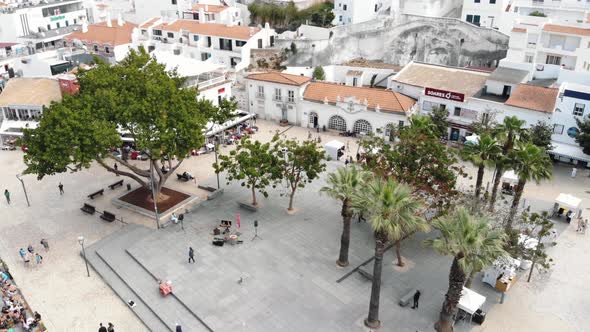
xmin=154 ymin=20 xmax=260 ymax=40
xmin=247 ymin=72 xmax=311 ymax=86
xmin=0 ymin=2 xmax=7 ymax=7
xmin=303 ymin=82 xmax=416 ymax=114
xmin=505 ymin=84 xmax=558 ymax=113
xmin=140 ymin=17 xmax=160 ymax=29
xmin=96 ymin=3 xmax=109 ymax=8
xmin=65 ymin=20 xmax=137 ymax=46
xmin=512 ymin=27 xmax=526 ymax=33
xmin=543 ymin=24 xmax=590 ymax=37
xmin=0 ymin=78 xmax=62 ymax=107
xmin=190 ymin=4 xmax=227 ymax=12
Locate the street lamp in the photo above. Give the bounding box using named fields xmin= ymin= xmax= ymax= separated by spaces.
xmin=149 ymin=161 xmax=161 ymax=229
xmin=15 ymin=174 xmax=30 ymax=207
xmin=214 ymin=135 xmax=220 ymax=189
xmin=77 ymin=236 xmax=90 ymax=277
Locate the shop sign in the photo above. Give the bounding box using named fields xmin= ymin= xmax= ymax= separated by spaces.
xmin=50 ymin=15 xmax=65 ymax=22
xmin=425 ymin=87 xmax=465 ymax=102
xmin=218 ymin=87 xmax=225 ymax=94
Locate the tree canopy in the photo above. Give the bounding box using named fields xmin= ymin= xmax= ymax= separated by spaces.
xmin=576 ymin=115 xmax=590 ymax=154
xmin=21 ymin=48 xmax=215 ymax=198
xmin=312 ymin=66 xmax=326 ymax=81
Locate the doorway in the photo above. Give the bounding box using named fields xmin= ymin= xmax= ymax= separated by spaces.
xmin=450 ymin=128 xmax=460 ymax=141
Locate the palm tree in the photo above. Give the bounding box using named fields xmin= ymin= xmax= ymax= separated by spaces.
xmin=489 ymin=116 xmax=525 ymax=211
xmin=462 ymin=134 xmax=502 ymax=199
xmin=506 ymin=143 xmax=552 ymax=233
xmin=354 ymin=178 xmax=427 ymax=329
xmin=426 ymin=208 xmax=507 ymax=332
xmin=320 ymin=166 xmax=369 ymax=267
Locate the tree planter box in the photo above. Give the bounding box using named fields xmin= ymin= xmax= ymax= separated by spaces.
xmin=198 ymin=185 xmax=217 ymax=192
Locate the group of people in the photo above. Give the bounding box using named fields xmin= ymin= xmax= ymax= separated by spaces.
xmin=98 ymin=322 xmax=115 ymax=332
xmin=1 ymin=268 xmax=42 ymax=331
xmin=18 ymin=239 xmax=49 ymax=267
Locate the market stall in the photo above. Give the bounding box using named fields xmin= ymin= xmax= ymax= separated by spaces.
xmin=324 ymin=140 xmax=345 ymax=161
xmin=458 ymin=287 xmax=486 ymax=324
xmin=482 ymin=256 xmax=520 ymax=292
xmin=500 ymin=170 xmax=518 ymax=195
xmin=553 ymin=193 xmax=582 ymax=221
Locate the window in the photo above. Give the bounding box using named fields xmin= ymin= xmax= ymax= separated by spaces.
xmin=490 ymin=0 xmax=496 ymax=3
xmin=193 ymin=35 xmax=199 ymax=42
xmin=553 ymin=124 xmax=564 ymax=134
xmin=453 ymin=107 xmax=461 ymax=116
xmin=257 ymin=85 xmax=264 ymax=97
xmin=236 ymin=40 xmax=247 ymax=47
xmin=47 ymin=24 xmax=51 ymax=31
xmin=74 ymin=19 xmax=77 ymax=24
xmin=56 ymin=22 xmax=60 ymax=28
xmin=353 ymin=119 xmax=372 ymax=134
xmin=466 ymin=15 xmax=480 ymax=25
xmin=343 ymin=4 xmax=347 ymax=10
xmin=339 ymin=15 xmax=343 ymax=22
xmin=546 ymin=55 xmax=562 ymax=65
xmin=574 ymin=103 xmax=585 ymax=116
xmin=167 ymin=32 xmax=174 ymax=38
xmin=93 ymin=45 xmax=98 ymax=52
xmin=374 ymin=4 xmax=378 ymax=11
xmin=219 ymin=38 xmax=233 ymax=51
xmin=105 ymin=46 xmax=110 ymax=54
xmin=201 ymin=52 xmax=211 ymax=61
xmin=525 ymin=54 xmax=534 ymax=63
xmin=288 ymin=90 xmax=295 ymax=102
xmin=274 ymin=88 xmax=282 ymax=101
xmin=171 ymin=0 xmax=177 ymax=4
xmin=329 ymin=115 xmax=347 ymax=131
xmin=352 ymin=77 xmax=358 ymax=86
xmin=153 ymin=29 xmax=162 ymax=36
xmin=475 ymin=0 xmax=480 ymax=3
xmin=65 ymin=20 xmax=69 ymax=26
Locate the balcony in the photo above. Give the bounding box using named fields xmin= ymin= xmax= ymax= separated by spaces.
xmin=286 ymin=97 xmax=295 ymax=104
xmin=256 ymin=92 xmax=265 ymax=99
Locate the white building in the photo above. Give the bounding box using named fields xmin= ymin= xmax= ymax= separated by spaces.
xmin=0 ymin=77 xmax=62 ymax=145
xmin=332 ymin=0 xmax=384 ymax=25
xmin=392 ymin=0 xmax=464 ymax=18
xmin=461 ymin=0 xmax=510 ymax=30
xmin=283 ymin=64 xmax=398 ymax=88
xmin=63 ymin=18 xmax=137 ymax=64
xmin=246 ymin=71 xmax=416 ymax=136
xmin=0 ymin=0 xmax=88 ymax=52
xmin=181 ymin=3 xmax=243 ymax=26
xmin=135 ymin=18 xmax=276 ymax=70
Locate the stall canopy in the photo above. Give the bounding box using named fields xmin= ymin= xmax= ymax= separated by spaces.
xmin=458 ymin=287 xmax=486 ymax=315
xmin=465 ymin=134 xmax=480 ymax=145
xmin=555 ymin=193 xmax=582 ymax=210
xmin=500 ymin=170 xmax=519 ymax=184
xmin=549 ymin=142 xmax=590 ymax=163
xmin=324 ymin=140 xmax=345 ymax=160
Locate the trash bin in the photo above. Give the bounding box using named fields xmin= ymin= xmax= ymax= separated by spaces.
xmin=127 ymin=183 xmax=131 ymax=191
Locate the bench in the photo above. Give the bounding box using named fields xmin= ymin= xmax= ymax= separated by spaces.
xmin=399 ymin=288 xmax=417 ymax=307
xmin=237 ymin=201 xmax=258 ymax=212
xmin=357 ymin=267 xmax=373 ymax=281
xmin=100 ymin=210 xmax=116 ymax=222
xmin=80 ymin=203 xmax=96 ymax=215
xmin=88 ymin=189 xmax=104 ymax=199
xmin=108 ymin=180 xmax=124 ymax=190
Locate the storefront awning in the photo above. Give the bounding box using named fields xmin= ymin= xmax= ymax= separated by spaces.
xmin=549 ymin=142 xmax=590 ymax=162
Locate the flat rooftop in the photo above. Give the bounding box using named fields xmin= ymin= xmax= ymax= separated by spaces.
xmin=392 ymin=62 xmax=490 ymax=97
xmin=0 ymin=77 xmax=62 ymax=107
xmin=488 ymin=67 xmax=529 ymax=84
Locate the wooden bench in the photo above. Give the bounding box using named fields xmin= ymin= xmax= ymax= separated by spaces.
xmin=100 ymin=210 xmax=116 ymax=222
xmin=399 ymin=288 xmax=417 ymax=307
xmin=108 ymin=179 xmax=124 ymax=190
xmin=357 ymin=267 xmax=373 ymax=281
xmin=88 ymin=189 xmax=104 ymax=199
xmin=80 ymin=203 xmax=96 ymax=215
xmin=237 ymin=201 xmax=257 ymax=212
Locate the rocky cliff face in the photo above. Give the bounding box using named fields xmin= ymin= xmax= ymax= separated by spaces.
xmin=277 ymin=15 xmax=508 ymax=68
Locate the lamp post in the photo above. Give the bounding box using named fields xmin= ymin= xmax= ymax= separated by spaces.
xmin=214 ymin=135 xmax=220 ymax=189
xmin=149 ymin=161 xmax=161 ymax=229
xmin=77 ymin=236 xmax=90 ymax=277
xmin=15 ymin=174 xmax=30 ymax=207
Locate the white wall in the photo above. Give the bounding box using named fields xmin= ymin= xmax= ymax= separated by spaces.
xmin=246 ymin=79 xmax=305 ymax=125
xmin=461 ymin=0 xmax=508 ymax=29
xmin=199 ymin=80 xmax=232 ymax=106
xmin=553 ymin=83 xmax=590 ymax=145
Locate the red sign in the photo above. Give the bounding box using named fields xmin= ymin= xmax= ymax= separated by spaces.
xmin=218 ymin=87 xmax=225 ymax=94
xmin=425 ymin=87 xmax=465 ymax=102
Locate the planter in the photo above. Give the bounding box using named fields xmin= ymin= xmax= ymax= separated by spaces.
xmin=279 ymin=119 xmax=289 ymax=127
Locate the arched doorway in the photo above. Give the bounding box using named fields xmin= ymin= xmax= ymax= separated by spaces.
xmin=328 ymin=115 xmax=347 ymax=131
xmin=353 ymin=119 xmax=372 ymax=135
xmin=309 ymin=112 xmax=319 ymax=128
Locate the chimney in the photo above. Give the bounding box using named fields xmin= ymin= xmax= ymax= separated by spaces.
xmin=117 ymin=13 xmax=124 ymax=26
xmin=106 ymin=13 xmax=112 ymax=27
xmin=82 ymin=21 xmax=88 ymax=33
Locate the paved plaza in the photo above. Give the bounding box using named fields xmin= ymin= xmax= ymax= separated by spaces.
xmin=0 ymin=120 xmax=589 ymax=331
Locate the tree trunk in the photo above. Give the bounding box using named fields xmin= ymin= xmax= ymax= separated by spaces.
xmin=435 ymin=254 xmax=466 ymax=332
xmin=475 ymin=165 xmax=485 ymax=198
xmin=489 ymin=164 xmax=503 ymax=212
xmin=464 ymin=272 xmax=473 ymax=288
xmin=506 ymin=179 xmax=526 ymax=233
xmin=337 ymin=198 xmax=353 ymax=267
xmin=288 ymin=189 xmax=296 ymax=211
xmin=251 ymin=186 xmax=257 ymax=206
xmin=395 ymin=240 xmax=404 ymax=267
xmin=365 ymin=231 xmax=386 ymax=329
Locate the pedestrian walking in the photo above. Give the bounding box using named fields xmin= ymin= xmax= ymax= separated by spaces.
xmin=114 ymin=163 xmax=119 ymax=176
xmin=27 ymin=244 xmax=34 ymax=254
xmin=356 ymin=152 xmax=361 ymax=162
xmin=347 ymin=140 xmax=350 ymax=151
xmin=411 ymin=290 xmax=421 ymax=309
xmin=4 ymin=189 xmax=10 ymax=205
xmin=58 ymin=182 xmax=64 ymax=195
xmin=571 ymin=167 xmax=577 ymax=178
xmin=98 ymin=323 xmax=107 ymax=332
xmin=308 ymin=130 xmax=312 ymax=140
xmin=107 ymin=322 xmax=115 ymax=332
xmin=349 ymin=156 xmax=353 ymax=164
xmin=344 ymin=158 xmax=349 ymax=166
xmin=40 ymin=238 xmax=49 ymax=251
xmin=35 ymin=253 xmax=43 ymax=265
xmin=23 ymin=252 xmax=30 ymax=265
xmin=188 ymin=247 xmax=195 ymax=263
xmin=176 ymin=323 xmax=183 ymax=332
xmin=19 ymin=248 xmax=26 ymax=261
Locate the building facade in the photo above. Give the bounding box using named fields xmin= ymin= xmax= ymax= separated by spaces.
xmin=332 ymin=0 xmax=384 ymax=26
xmin=461 ymin=0 xmax=510 ymax=30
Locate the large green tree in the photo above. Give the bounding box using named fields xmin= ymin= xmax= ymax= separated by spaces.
xmin=21 ymin=48 xmax=213 ymax=199
xmin=461 ymin=134 xmax=502 ymax=199
xmin=506 ymin=143 xmax=552 ymax=233
xmin=277 ymin=138 xmax=326 ymax=211
xmin=524 ymin=121 xmax=553 ymax=150
xmin=320 ymin=166 xmax=369 ymax=267
xmin=215 ymin=136 xmax=283 ymax=206
xmin=428 ymin=106 xmax=449 ymax=139
xmin=354 ymin=178 xmax=425 ymax=329
xmin=426 ymin=208 xmax=507 ymax=332
xmin=575 ymin=115 xmax=590 ymax=154
xmin=489 ymin=116 xmax=525 ymax=211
